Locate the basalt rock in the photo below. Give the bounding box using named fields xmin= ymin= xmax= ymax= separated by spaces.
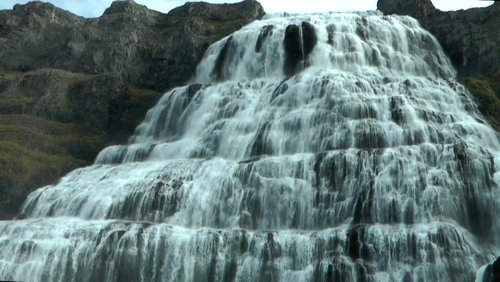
xmin=283 ymin=22 xmax=317 ymax=76
xmin=255 ymin=25 xmax=274 ymax=53
xmin=492 ymin=257 xmax=500 ymax=282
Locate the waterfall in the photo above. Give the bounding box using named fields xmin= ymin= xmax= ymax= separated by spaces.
xmin=1 ymin=12 xmax=499 ymax=282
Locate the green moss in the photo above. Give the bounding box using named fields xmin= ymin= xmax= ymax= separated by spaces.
xmin=128 ymin=84 xmax=158 ymax=102
xmin=0 ymin=70 xmax=20 ymax=79
xmin=0 ymin=140 xmax=83 ymax=189
xmin=461 ymin=74 xmax=500 ymax=129
xmin=0 ymin=114 xmax=108 ymax=161
xmin=0 ymin=114 xmax=112 ymax=214
xmin=0 ymin=96 xmax=37 ymax=114
xmin=71 ymin=73 xmax=97 ymax=90
xmin=67 ymin=73 xmax=100 ymax=103
xmin=486 ymin=71 xmax=500 ymax=99
xmin=127 ymin=84 xmax=161 ymax=124
xmin=0 ymin=72 xmax=159 ymax=215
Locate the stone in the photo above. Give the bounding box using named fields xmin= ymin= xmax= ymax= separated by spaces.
xmin=492 ymin=256 xmax=500 ymax=282
xmin=283 ymin=22 xmax=317 ymax=76
xmin=255 ymin=25 xmax=274 ymax=53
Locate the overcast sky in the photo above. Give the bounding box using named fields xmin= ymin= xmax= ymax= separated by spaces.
xmin=0 ymin=0 xmax=494 ymax=18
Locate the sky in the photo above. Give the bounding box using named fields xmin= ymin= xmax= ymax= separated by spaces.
xmin=0 ymin=0 xmax=494 ymax=18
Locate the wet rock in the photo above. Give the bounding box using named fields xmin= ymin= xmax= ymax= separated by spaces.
xmin=301 ymin=22 xmax=317 ymax=59
xmin=492 ymin=256 xmax=500 ymax=282
xmin=283 ymin=24 xmax=302 ymax=76
xmin=260 ymin=232 xmax=281 ymax=282
xmin=212 ymin=36 xmax=236 ymax=81
xmin=186 ymin=84 xmax=204 ymax=103
xmin=283 ymin=22 xmax=317 ymax=76
xmin=347 ymin=225 xmax=370 ymax=261
xmin=270 ymin=80 xmax=289 ymax=101
xmin=255 ymin=25 xmax=274 ymax=53
xmin=262 ymin=232 xmax=281 ymax=261
xmin=482 ymin=257 xmax=500 ymax=282
xmin=326 ymin=25 xmax=335 ymax=45
xmin=390 ymin=96 xmax=406 ymax=125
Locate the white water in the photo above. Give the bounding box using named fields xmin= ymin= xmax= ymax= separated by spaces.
xmin=1 ymin=13 xmax=499 ymax=282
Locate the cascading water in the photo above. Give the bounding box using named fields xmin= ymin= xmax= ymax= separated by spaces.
xmin=1 ymin=12 xmax=499 ymax=282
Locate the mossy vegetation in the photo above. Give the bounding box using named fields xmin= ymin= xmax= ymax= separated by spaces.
xmin=0 ymin=140 xmax=83 ymax=189
xmin=127 ymin=83 xmax=161 ymax=125
xmin=0 ymin=69 xmax=159 ymax=216
xmin=0 ymin=114 xmax=109 ymax=215
xmin=0 ymin=96 xmax=37 ymax=114
xmin=0 ymin=70 xmax=20 ymax=79
xmin=460 ymin=71 xmax=500 ymax=130
xmin=0 ymin=114 xmax=108 ymax=158
xmin=69 ymin=73 xmax=97 ymax=94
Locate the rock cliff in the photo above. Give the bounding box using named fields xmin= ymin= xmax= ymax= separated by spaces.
xmin=0 ymin=0 xmax=265 ymax=91
xmin=0 ymin=0 xmax=265 ymax=218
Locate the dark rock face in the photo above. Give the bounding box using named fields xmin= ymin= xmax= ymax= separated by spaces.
xmin=483 ymin=257 xmax=500 ymax=282
xmin=0 ymin=0 xmax=265 ymax=218
xmin=0 ymin=0 xmax=265 ymax=91
xmin=283 ymin=22 xmax=317 ymax=76
xmin=377 ymin=0 xmax=499 ymax=79
xmin=255 ymin=25 xmax=274 ymax=53
xmin=212 ymin=36 xmax=236 ymax=81
xmin=492 ymin=257 xmax=500 ymax=282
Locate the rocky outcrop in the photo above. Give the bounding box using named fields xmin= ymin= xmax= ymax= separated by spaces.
xmin=0 ymin=0 xmax=265 ymax=218
xmin=0 ymin=0 xmax=265 ymax=91
xmin=482 ymin=256 xmax=500 ymax=282
xmin=283 ymin=22 xmax=317 ymax=76
xmin=377 ymin=0 xmax=500 ymax=130
xmin=493 ymin=257 xmax=500 ymax=282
